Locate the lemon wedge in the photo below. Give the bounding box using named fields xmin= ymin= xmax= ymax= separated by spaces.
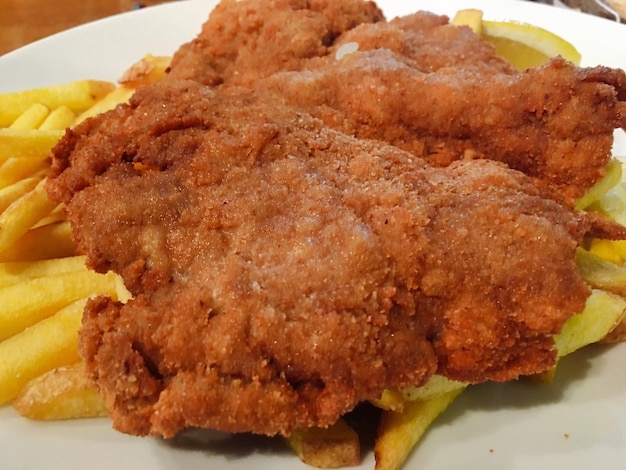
xmin=452 ymin=9 xmax=581 ymax=70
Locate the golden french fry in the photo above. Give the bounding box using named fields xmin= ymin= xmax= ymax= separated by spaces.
xmin=38 ymin=106 xmax=76 ymax=131
xmin=0 ymin=269 xmax=126 ymax=342
xmin=371 ymin=388 xmax=405 ymax=412
xmin=118 ymin=54 xmax=172 ymax=88
xmin=401 ymin=375 xmax=467 ymax=403
xmin=13 ymin=362 xmax=107 ymax=420
xmin=602 ymin=319 xmax=626 ymax=343
xmin=451 ymin=9 xmax=484 ymax=34
xmin=32 ymin=204 xmax=66 ymax=228
xmin=0 ymin=128 xmax=65 ymax=162
xmin=374 ymin=388 xmax=466 ymax=470
xmin=529 ymin=288 xmax=626 ymax=383
xmin=0 ymin=175 xmax=42 ymax=213
xmin=576 ymin=247 xmax=626 ymax=297
xmin=287 ymin=418 xmax=361 ymax=469
xmin=74 ymin=86 xmax=134 ymax=125
xmin=0 ymin=255 xmax=88 ymax=288
xmin=588 ymin=238 xmax=626 ymax=265
xmin=9 ymin=103 xmax=50 ymax=130
xmin=0 ymin=158 xmax=47 ymax=189
xmin=0 ymin=221 xmax=76 ymax=262
xmin=0 ymin=178 xmax=58 ymax=253
xmin=0 ymin=299 xmax=85 ymax=404
xmin=575 ymin=159 xmax=623 ymax=210
xmin=0 ymin=80 xmax=115 ymax=127
xmin=555 ymin=289 xmax=626 ymax=357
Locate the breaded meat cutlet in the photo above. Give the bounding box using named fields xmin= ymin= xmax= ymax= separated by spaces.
xmin=46 ymin=0 xmax=626 ymax=439
xmin=49 ymin=80 xmax=616 ymax=438
xmin=168 ymin=0 xmax=626 ymax=203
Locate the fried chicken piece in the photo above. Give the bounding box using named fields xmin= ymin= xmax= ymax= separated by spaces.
xmin=46 ymin=0 xmax=626 ymax=440
xmin=168 ymin=0 xmax=385 ymax=86
xmin=49 ymin=81 xmax=595 ymax=437
xmin=168 ymin=2 xmax=626 ymax=203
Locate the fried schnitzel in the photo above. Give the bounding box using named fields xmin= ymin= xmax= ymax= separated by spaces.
xmin=46 ymin=0 xmax=626 ymax=438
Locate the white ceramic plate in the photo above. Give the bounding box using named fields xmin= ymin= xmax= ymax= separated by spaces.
xmin=1 ymin=1 xmax=626 ymax=469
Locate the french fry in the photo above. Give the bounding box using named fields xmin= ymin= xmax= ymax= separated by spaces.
xmin=287 ymin=418 xmax=361 ymax=469
xmin=9 ymin=103 xmax=50 ymax=130
xmin=0 ymin=80 xmax=115 ymax=127
xmin=0 ymin=299 xmax=85 ymax=404
xmin=38 ymin=106 xmax=76 ymax=131
xmin=0 ymin=178 xmax=58 ymax=253
xmin=32 ymin=204 xmax=66 ymax=228
xmin=0 ymin=269 xmax=126 ymax=342
xmin=118 ymin=54 xmax=172 ymax=88
xmin=602 ymin=319 xmax=626 ymax=343
xmin=73 ymin=85 xmax=135 ymax=125
xmin=0 ymin=158 xmax=47 ymax=189
xmin=529 ymin=288 xmax=626 ymax=383
xmin=401 ymin=375 xmax=467 ymax=403
xmin=371 ymin=388 xmax=405 ymax=412
xmin=13 ymin=362 xmax=107 ymax=420
xmin=0 ymin=175 xmax=42 ymax=213
xmin=450 ymin=9 xmax=483 ymax=34
xmin=374 ymin=388 xmax=466 ymax=470
xmin=0 ymin=221 xmax=76 ymax=262
xmin=575 ymin=247 xmax=626 ymax=296
xmin=0 ymin=128 xmax=65 ymax=162
xmin=0 ymin=255 xmax=88 ymax=288
xmin=554 ymin=289 xmax=626 ymax=357
xmin=575 ymin=159 xmax=623 ymax=210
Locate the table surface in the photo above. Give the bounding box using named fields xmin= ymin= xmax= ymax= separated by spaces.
xmin=0 ymin=0 xmax=175 ymax=56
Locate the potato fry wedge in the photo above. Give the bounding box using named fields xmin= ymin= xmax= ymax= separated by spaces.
xmin=9 ymin=103 xmax=50 ymax=130
xmin=0 ymin=269 xmax=126 ymax=342
xmin=602 ymin=319 xmax=626 ymax=343
xmin=371 ymin=388 xmax=405 ymax=412
xmin=73 ymin=86 xmax=135 ymax=125
xmin=529 ymin=288 xmax=626 ymax=383
xmin=555 ymin=288 xmax=626 ymax=357
xmin=13 ymin=363 xmax=107 ymax=420
xmin=0 ymin=299 xmax=85 ymax=404
xmin=287 ymin=418 xmax=361 ymax=469
xmin=374 ymin=388 xmax=466 ymax=470
xmin=401 ymin=375 xmax=467 ymax=403
xmin=0 ymin=80 xmax=115 ymax=127
xmin=0 ymin=158 xmax=47 ymax=189
xmin=451 ymin=8 xmax=483 ymax=34
xmin=118 ymin=54 xmax=172 ymax=88
xmin=0 ymin=175 xmax=42 ymax=213
xmin=0 ymin=255 xmax=87 ymax=288
xmin=0 ymin=128 xmax=65 ymax=162
xmin=575 ymin=247 xmax=626 ymax=297
xmin=38 ymin=106 xmax=76 ymax=131
xmin=0 ymin=178 xmax=58 ymax=253
xmin=575 ymin=158 xmax=622 ymax=210
xmin=0 ymin=221 xmax=76 ymax=262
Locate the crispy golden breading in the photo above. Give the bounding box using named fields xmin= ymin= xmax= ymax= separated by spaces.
xmin=46 ymin=0 xmax=626 ymax=439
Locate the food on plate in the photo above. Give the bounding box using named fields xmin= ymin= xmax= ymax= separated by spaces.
xmin=2 ymin=0 xmax=626 ymax=469
xmin=44 ymin=0 xmax=626 ymax=445
xmin=0 ymin=80 xmax=114 ymax=128
xmin=12 ymin=362 xmax=108 ymax=420
xmin=287 ymin=418 xmax=361 ymax=468
xmin=374 ymin=388 xmax=465 ymax=470
xmin=452 ymin=8 xmax=582 ymax=70
xmin=0 ymin=59 xmax=161 ymax=406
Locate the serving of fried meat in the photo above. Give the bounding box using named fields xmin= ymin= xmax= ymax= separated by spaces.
xmin=46 ymin=0 xmax=626 ymax=438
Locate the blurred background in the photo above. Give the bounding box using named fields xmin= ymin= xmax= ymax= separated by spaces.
xmin=0 ymin=0 xmax=176 ymax=56
xmin=0 ymin=0 xmax=623 ymax=56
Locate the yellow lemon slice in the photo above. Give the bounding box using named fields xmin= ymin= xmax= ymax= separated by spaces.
xmin=452 ymin=9 xmax=581 ymax=70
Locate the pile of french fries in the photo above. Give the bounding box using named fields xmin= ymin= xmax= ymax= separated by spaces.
xmin=1 ymin=15 xmax=626 ymax=470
